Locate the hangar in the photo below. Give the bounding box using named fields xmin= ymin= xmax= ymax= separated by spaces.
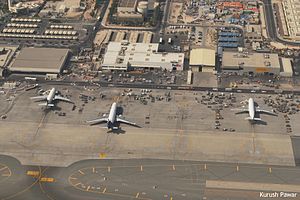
xmin=189 ymin=48 xmax=216 ymax=72
xmin=9 ymin=47 xmax=70 ymax=75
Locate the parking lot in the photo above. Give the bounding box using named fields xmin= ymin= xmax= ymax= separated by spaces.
xmin=0 ymin=18 xmax=92 ymax=47
xmin=99 ymin=70 xmax=188 ymax=85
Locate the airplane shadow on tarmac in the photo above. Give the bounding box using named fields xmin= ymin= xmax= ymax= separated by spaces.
xmin=251 ymin=113 xmax=268 ymax=125
xmin=116 ymin=107 xmax=123 ymax=116
xmin=106 ymin=122 xmax=142 ymax=134
xmin=42 ymin=106 xmax=62 ymax=113
xmin=249 ymin=119 xmax=268 ymax=126
xmin=107 ymin=128 xmax=126 ymax=134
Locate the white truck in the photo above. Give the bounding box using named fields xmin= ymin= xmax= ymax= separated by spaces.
xmin=159 ymin=37 xmax=163 ymax=44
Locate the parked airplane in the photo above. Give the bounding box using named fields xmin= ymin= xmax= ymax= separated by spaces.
xmin=86 ymin=102 xmax=138 ymax=130
xmin=30 ymin=88 xmax=72 ymax=107
xmin=232 ymin=98 xmax=277 ymax=121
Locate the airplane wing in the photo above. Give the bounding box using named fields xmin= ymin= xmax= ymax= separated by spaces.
xmin=231 ymin=108 xmax=248 ymax=114
xmin=54 ymin=95 xmax=73 ymax=103
xmin=116 ymin=117 xmax=138 ymax=127
xmin=86 ymin=118 xmax=108 ymax=125
xmin=257 ymin=109 xmax=277 ymax=116
xmin=30 ymin=95 xmax=47 ymax=101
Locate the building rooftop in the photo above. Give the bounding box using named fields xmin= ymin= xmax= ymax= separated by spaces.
xmin=118 ymin=0 xmax=137 ymax=8
xmin=118 ymin=11 xmax=143 ymax=18
xmin=147 ymin=0 xmax=156 ymax=10
xmin=10 ymin=48 xmax=69 ymax=73
xmin=281 ymin=57 xmax=293 ymax=73
xmin=64 ymin=0 xmax=81 ymax=7
xmin=102 ymin=42 xmax=184 ymax=70
xmin=106 ymin=42 xmax=158 ymax=53
xmin=222 ymin=51 xmax=280 ymax=70
xmin=282 ymin=0 xmax=300 ymax=39
xmin=189 ymin=48 xmax=216 ymax=66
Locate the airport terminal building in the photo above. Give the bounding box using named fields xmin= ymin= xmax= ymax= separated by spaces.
xmin=102 ymin=41 xmax=184 ymax=71
xmin=9 ymin=47 xmax=70 ymax=76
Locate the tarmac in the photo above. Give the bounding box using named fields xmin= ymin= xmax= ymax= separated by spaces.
xmin=0 ymin=85 xmax=298 ymax=167
xmin=0 ymin=84 xmax=300 ymax=200
xmin=1 ymin=155 xmax=300 ymax=200
xmin=0 ymin=121 xmax=295 ymax=167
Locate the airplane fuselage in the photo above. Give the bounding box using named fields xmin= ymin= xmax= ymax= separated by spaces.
xmin=47 ymin=88 xmax=56 ymax=104
xmin=248 ymin=98 xmax=255 ymax=120
xmin=107 ymin=102 xmax=117 ymax=128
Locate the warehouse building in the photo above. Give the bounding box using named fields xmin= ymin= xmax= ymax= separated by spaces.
xmin=280 ymin=58 xmax=293 ymax=77
xmin=9 ymin=48 xmax=70 ymax=76
xmin=222 ymin=51 xmax=281 ymax=75
xmin=102 ymin=41 xmax=184 ymax=71
xmin=189 ymin=48 xmax=216 ymax=72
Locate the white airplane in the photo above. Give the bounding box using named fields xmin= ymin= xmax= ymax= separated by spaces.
xmin=30 ymin=88 xmax=72 ymax=107
xmin=86 ymin=102 xmax=138 ymax=130
xmin=232 ymin=98 xmax=277 ymax=121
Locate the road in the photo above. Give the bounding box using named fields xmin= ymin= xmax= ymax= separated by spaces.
xmin=19 ymin=79 xmax=300 ymax=96
xmin=160 ymin=0 xmax=171 ymax=34
xmin=263 ymin=0 xmax=276 ymax=40
xmin=2 ymin=75 xmax=298 ymax=95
